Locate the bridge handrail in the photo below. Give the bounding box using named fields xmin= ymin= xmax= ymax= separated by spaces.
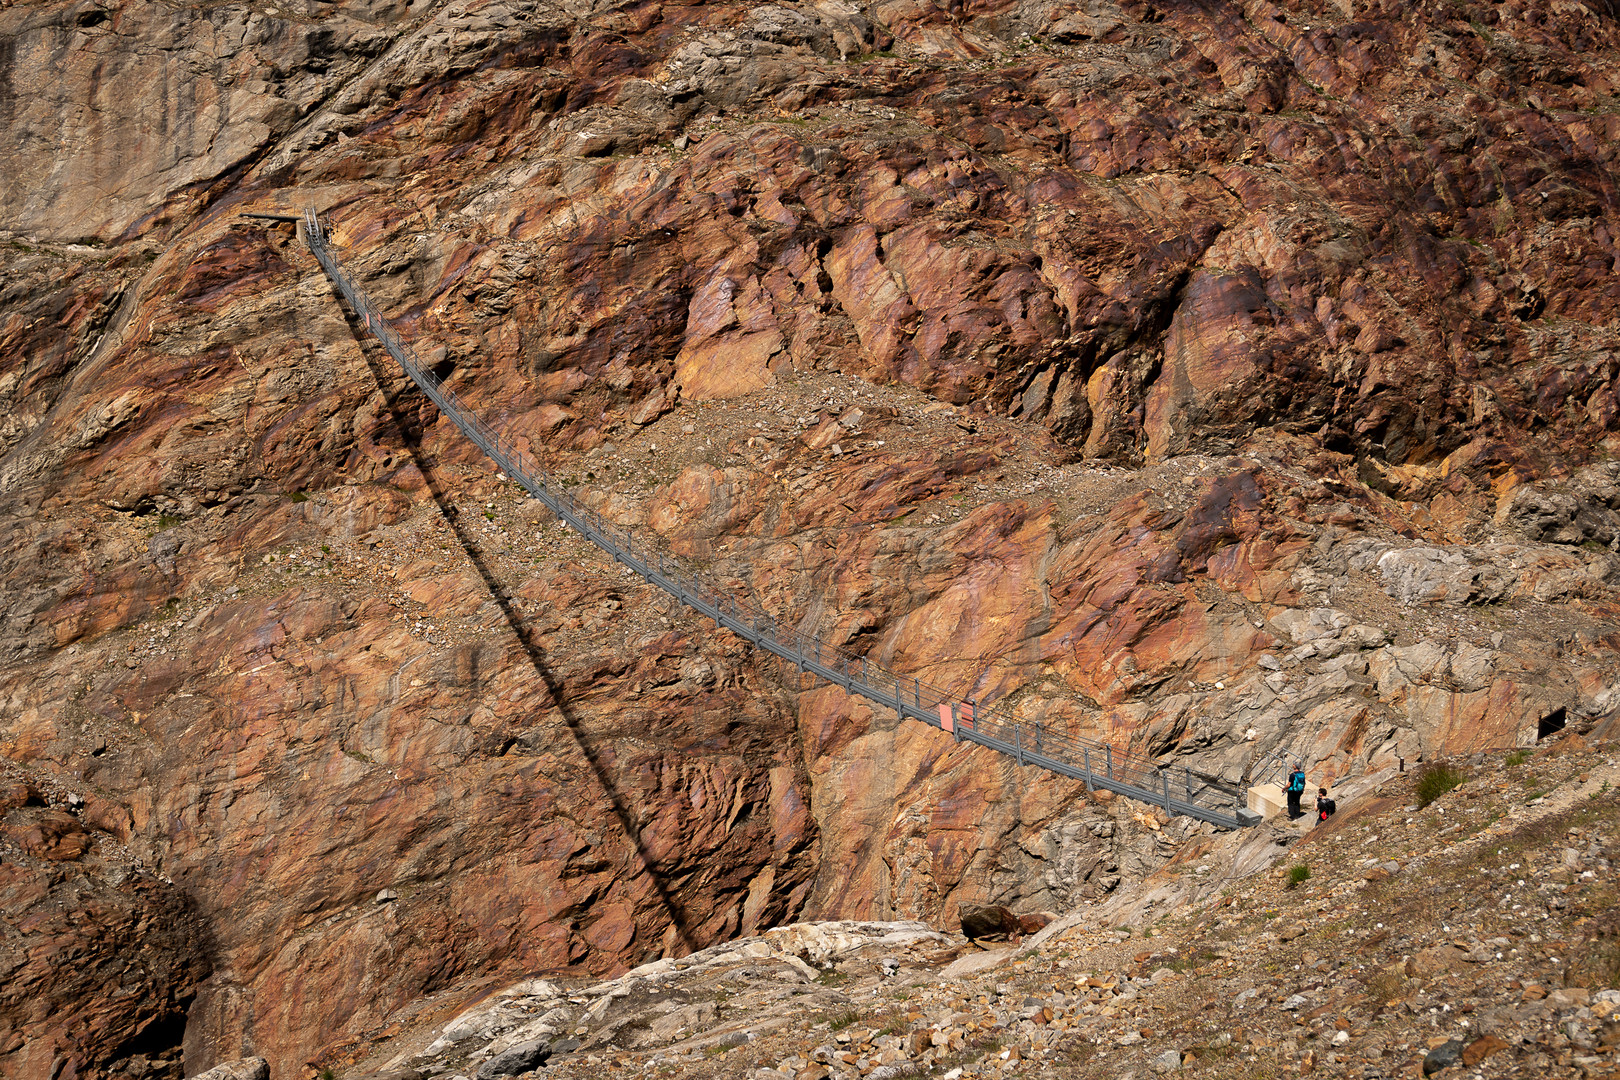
xmin=300 ymin=209 xmax=1258 ymax=829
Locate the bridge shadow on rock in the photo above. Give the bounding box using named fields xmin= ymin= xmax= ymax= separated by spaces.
xmin=346 ymin=322 xmax=700 ymax=959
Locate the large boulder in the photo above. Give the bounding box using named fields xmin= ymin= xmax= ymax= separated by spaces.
xmin=191 ymin=1060 xmax=270 ymax=1080
xmin=475 ymin=1039 xmax=550 ymax=1079
xmin=958 ymin=905 xmax=1021 ymax=941
xmin=1017 ymin=911 xmax=1059 ymax=935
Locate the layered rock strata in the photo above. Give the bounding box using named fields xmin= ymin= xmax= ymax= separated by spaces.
xmin=2 ymin=0 xmax=1620 ymax=1076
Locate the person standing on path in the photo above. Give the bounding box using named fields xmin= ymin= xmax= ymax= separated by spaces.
xmin=1316 ymin=787 xmax=1337 ymax=822
xmin=1286 ymin=765 xmax=1307 ymax=820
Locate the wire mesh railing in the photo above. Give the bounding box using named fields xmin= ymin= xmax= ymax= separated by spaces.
xmin=1247 ymin=746 xmax=1303 ymax=789
xmin=300 ymin=209 xmax=1260 ymax=828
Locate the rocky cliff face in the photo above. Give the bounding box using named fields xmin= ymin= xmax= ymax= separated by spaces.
xmin=2 ymin=0 xmax=1619 ymax=1076
xmin=334 ymin=738 xmax=1620 ymax=1080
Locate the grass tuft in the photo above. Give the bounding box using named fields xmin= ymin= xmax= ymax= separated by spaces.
xmin=1286 ymin=864 xmax=1311 ymax=889
xmin=1415 ymin=761 xmax=1466 ymax=808
xmin=826 ymin=1009 xmax=861 ymax=1031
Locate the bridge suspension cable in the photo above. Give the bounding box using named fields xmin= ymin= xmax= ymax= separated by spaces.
xmin=299 ymin=209 xmax=1259 ymax=829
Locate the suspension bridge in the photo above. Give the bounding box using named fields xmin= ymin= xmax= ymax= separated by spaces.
xmin=297 ymin=209 xmax=1261 ymax=830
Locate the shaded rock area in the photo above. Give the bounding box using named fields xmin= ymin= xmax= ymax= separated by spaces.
xmin=2 ymin=0 xmax=1620 ymax=1076
xmin=959 ymin=904 xmax=1023 ymax=942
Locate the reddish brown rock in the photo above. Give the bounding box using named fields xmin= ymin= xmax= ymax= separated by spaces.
xmin=1461 ymin=1033 xmax=1509 ymax=1066
xmin=7 ymin=809 xmax=91 ymax=862
xmin=3 ymin=0 xmax=1620 ymax=1076
xmin=1017 ymin=911 xmax=1059 ymax=935
xmin=0 ymin=854 xmax=210 ymax=1080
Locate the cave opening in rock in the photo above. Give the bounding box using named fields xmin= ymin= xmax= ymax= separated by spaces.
xmin=109 ymin=1004 xmax=190 ymax=1064
xmin=1538 ymin=707 xmax=1567 ymax=741
xmin=430 ymin=359 xmax=456 ymax=383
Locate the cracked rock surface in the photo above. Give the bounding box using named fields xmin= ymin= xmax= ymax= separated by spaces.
xmin=2 ymin=0 xmax=1620 ymax=1076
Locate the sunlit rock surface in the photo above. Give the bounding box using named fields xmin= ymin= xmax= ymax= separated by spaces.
xmin=2 ymin=0 xmax=1619 ymax=1075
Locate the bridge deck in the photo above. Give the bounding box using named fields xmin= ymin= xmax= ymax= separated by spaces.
xmin=299 ymin=209 xmax=1259 ymax=829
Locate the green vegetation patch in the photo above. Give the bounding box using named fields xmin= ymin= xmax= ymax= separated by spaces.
xmin=825 ymin=1008 xmax=861 ymax=1031
xmin=1415 ymin=761 xmax=1466 ymax=807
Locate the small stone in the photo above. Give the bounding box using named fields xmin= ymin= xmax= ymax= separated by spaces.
xmin=1151 ymin=1048 xmax=1182 ymax=1072
xmin=1422 ymin=1039 xmax=1463 ymax=1075
xmin=1548 ymin=987 xmax=1591 ymax=1008
xmin=1410 ymin=946 xmax=1466 ymax=977
xmin=1461 ymin=1034 xmax=1509 ymax=1066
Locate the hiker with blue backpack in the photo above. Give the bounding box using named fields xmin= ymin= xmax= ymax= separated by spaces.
xmin=1286 ymin=765 xmax=1307 ymax=820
